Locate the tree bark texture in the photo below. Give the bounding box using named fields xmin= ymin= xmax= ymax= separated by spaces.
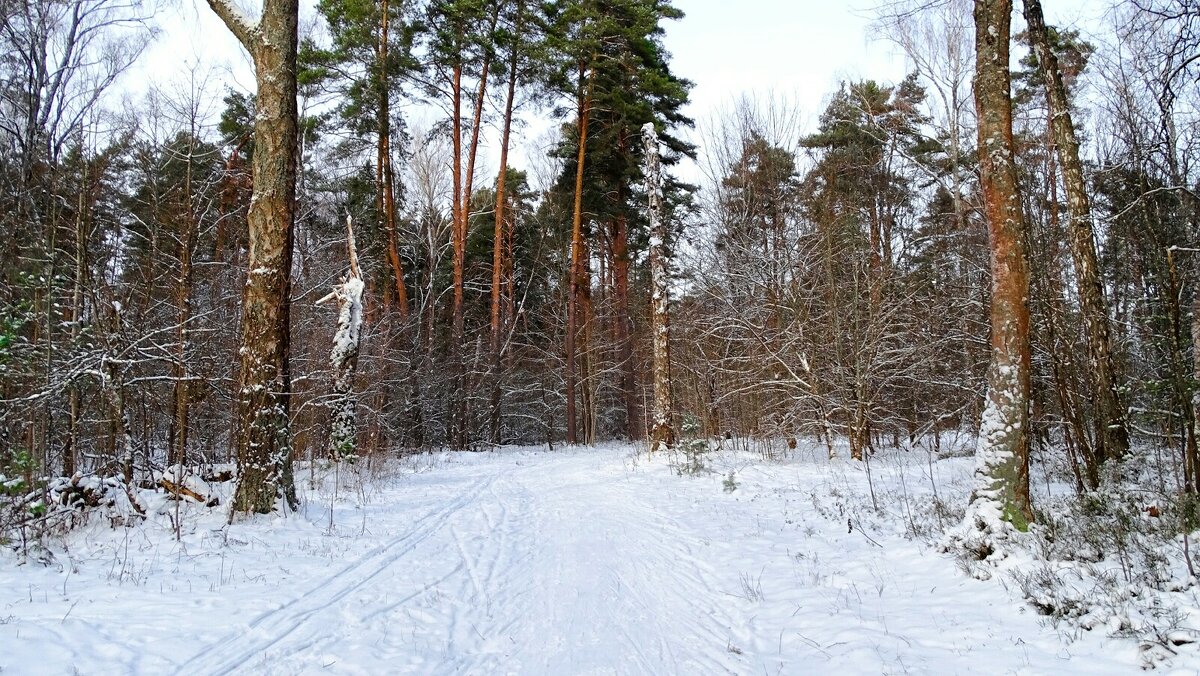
xmin=966 ymin=0 xmax=1033 ymax=535
xmin=566 ymin=65 xmax=593 ymax=445
xmin=643 ymin=123 xmax=675 ymax=452
xmin=1023 ymin=0 xmax=1128 ymax=469
xmin=490 ymin=0 xmax=525 ymax=445
xmin=206 ymin=0 xmax=299 ymax=514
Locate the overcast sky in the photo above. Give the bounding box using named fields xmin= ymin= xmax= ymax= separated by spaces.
xmin=140 ymin=0 xmax=1108 ymax=185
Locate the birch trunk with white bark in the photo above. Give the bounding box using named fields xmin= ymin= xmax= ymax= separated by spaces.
xmin=643 ymin=123 xmax=675 ymax=452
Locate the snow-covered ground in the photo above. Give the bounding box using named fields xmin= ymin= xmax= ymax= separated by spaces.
xmin=0 ymin=442 xmax=1189 ymax=674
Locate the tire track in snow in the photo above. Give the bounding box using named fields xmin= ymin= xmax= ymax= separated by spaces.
xmin=172 ymin=474 xmax=497 ymax=676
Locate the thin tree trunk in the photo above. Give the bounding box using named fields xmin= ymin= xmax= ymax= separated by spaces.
xmin=1191 ymin=276 xmax=1200 ymax=493
xmin=461 ymin=10 xmax=498 ymax=231
xmin=1042 ymin=147 xmax=1099 ymax=488
xmin=171 ymin=141 xmax=196 ymax=478
xmin=643 ymin=123 xmax=675 ymax=452
xmin=102 ymin=357 xmax=133 ymax=484
xmin=965 ymin=0 xmax=1033 ymax=537
xmin=1167 ymin=248 xmax=1200 ymax=492
xmin=378 ymin=0 xmax=411 ymax=318
xmin=449 ymin=57 xmax=467 ymax=450
xmin=1024 ymin=0 xmax=1128 ymax=466
xmin=613 ymin=176 xmax=639 ymax=440
xmin=65 ymin=158 xmax=88 ymax=477
xmin=566 ymin=64 xmax=594 ymax=445
xmin=489 ymin=7 xmax=522 ymax=444
xmin=448 ymin=6 xmax=499 ymax=449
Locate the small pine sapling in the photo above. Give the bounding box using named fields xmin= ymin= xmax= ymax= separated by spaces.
xmin=723 ymin=471 xmax=738 ymax=493
xmin=675 ymin=414 xmax=709 ymax=475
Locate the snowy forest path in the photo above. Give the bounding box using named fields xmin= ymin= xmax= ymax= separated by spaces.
xmin=450 ymin=450 xmax=743 ymax=675
xmin=173 ymin=449 xmax=751 ymax=675
xmin=2 ymin=445 xmax=1148 ymax=675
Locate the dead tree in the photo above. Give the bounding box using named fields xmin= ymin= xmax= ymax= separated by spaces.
xmin=318 ymin=215 xmax=365 ymax=460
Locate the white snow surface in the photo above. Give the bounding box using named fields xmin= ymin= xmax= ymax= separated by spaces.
xmin=0 ymin=443 xmax=1175 ymax=674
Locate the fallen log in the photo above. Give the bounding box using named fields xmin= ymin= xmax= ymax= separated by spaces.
xmin=159 ymin=477 xmax=219 ymax=507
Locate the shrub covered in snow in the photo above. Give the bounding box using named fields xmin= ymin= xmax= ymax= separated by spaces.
xmin=2 ymin=451 xmax=143 ymax=556
xmin=1010 ymin=475 xmax=1200 ymax=664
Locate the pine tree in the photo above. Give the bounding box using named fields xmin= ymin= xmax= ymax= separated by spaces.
xmin=488 ymin=0 xmax=545 ymax=444
xmin=307 ymin=0 xmax=416 ymax=315
xmin=205 ymin=0 xmax=301 ymax=514
xmin=547 ymin=0 xmax=692 ymax=443
xmin=419 ymin=0 xmax=504 ymax=449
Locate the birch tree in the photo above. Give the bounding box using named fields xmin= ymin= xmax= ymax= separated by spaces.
xmin=644 ymin=123 xmax=675 ymax=451
xmin=1023 ymin=0 xmax=1129 ymax=476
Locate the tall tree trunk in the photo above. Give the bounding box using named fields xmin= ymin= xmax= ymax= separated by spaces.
xmin=566 ymin=64 xmax=593 ymax=445
xmin=448 ymin=6 xmax=500 ymax=450
xmin=643 ymin=123 xmax=675 ymax=452
xmin=378 ymin=0 xmax=410 ymax=318
xmin=171 ymin=143 xmax=196 ymax=476
xmin=489 ymin=9 xmax=521 ymax=444
xmin=206 ymin=0 xmax=300 ymax=515
xmin=612 ymin=208 xmax=638 ymax=440
xmin=65 ymin=159 xmax=89 ymax=477
xmin=964 ymin=0 xmax=1033 ymax=539
xmin=1024 ymin=0 xmax=1128 ymax=467
xmin=449 ymin=58 xmax=467 ymax=450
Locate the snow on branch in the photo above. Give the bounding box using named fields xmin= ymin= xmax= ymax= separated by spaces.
xmin=205 ymin=0 xmax=260 ymax=49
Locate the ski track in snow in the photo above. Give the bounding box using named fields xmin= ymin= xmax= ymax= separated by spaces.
xmin=0 ymin=445 xmax=1174 ymax=674
xmin=175 ymin=475 xmax=500 ymax=675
